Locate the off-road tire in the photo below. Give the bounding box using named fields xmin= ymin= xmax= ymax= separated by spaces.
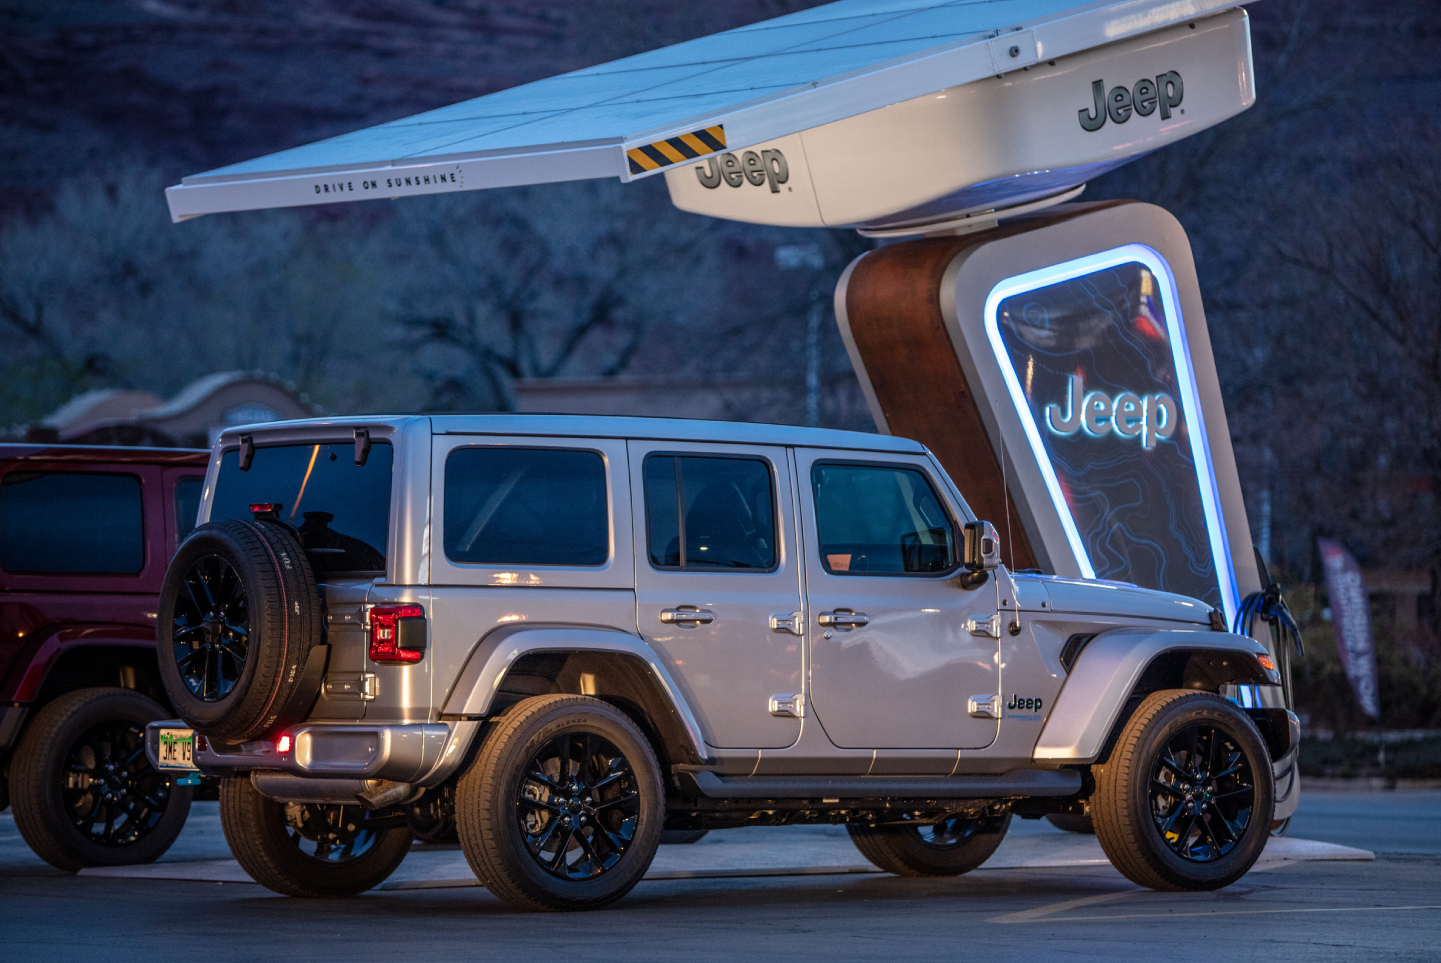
xmin=456 ymin=694 xmax=664 ymax=911
xmin=10 ymin=688 xmax=193 ymax=871
xmin=1045 ymin=813 xmax=1095 ymax=834
xmin=659 ymin=829 xmax=709 ymax=845
xmin=219 ymin=775 xmax=412 ymax=897
xmin=157 ymin=519 xmax=322 ymax=743
xmin=847 ymin=811 xmax=1011 ymax=876
xmin=1092 ymin=689 xmax=1274 ymax=891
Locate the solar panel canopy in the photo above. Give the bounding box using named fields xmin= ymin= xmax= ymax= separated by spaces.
xmin=165 ymin=0 xmax=1253 ymax=223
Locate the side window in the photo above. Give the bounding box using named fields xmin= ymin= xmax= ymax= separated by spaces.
xmin=0 ymin=472 xmax=144 ymax=574
xmin=445 ymin=447 xmax=608 ymax=566
xmin=643 ymin=455 xmax=776 ymax=571
xmin=175 ymin=476 xmax=204 ymax=542
xmin=812 ymin=463 xmax=955 ymax=575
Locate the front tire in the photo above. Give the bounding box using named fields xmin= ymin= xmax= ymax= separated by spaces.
xmin=1092 ymin=690 xmax=1274 ymax=891
xmin=10 ymin=688 xmax=193 ymax=871
xmin=847 ymin=811 xmax=1011 ymax=876
xmin=457 ymin=694 xmax=664 ymax=911
xmin=219 ymin=775 xmax=412 ymax=897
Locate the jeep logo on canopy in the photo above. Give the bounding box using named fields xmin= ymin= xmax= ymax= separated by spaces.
xmin=1078 ymin=70 xmax=1184 ymax=131
xmin=695 ymin=149 xmax=790 ymax=193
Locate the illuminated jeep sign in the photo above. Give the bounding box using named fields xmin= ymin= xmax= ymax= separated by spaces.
xmin=1045 ymin=374 xmax=1177 ymax=449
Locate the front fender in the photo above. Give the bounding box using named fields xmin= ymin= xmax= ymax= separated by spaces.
xmin=440 ymin=624 xmax=709 ymax=761
xmin=1032 ymin=628 xmax=1275 ymax=765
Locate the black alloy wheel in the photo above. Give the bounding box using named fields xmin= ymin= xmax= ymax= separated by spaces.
xmin=61 ymin=718 xmax=173 ymax=848
xmin=10 ymin=688 xmax=193 ymax=871
xmin=847 ymin=810 xmax=1012 ymax=876
xmin=171 ymin=554 xmax=250 ymax=702
xmin=517 ymin=732 xmax=640 ymax=881
xmin=909 ymin=814 xmax=983 ymax=848
xmin=456 ymin=694 xmax=664 ymax=911
xmin=1091 ymin=689 xmax=1274 ymax=891
xmin=218 ymin=776 xmax=413 ymax=897
xmin=1149 ymin=723 xmax=1255 ymax=861
xmin=285 ymin=803 xmax=385 ymax=864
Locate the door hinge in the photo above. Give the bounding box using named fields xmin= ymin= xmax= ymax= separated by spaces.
xmin=968 ymin=694 xmax=1003 ymax=719
xmin=769 ymin=693 xmax=805 ymax=718
xmin=768 ymin=611 xmax=803 ymax=635
xmin=967 ymin=614 xmax=1001 ymax=639
xmin=325 ymin=672 xmax=378 ymax=702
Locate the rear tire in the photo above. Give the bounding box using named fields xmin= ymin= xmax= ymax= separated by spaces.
xmin=219 ymin=775 xmax=412 ymax=897
xmin=457 ymin=694 xmax=664 ymax=911
xmin=10 ymin=688 xmax=193 ymax=871
xmin=1092 ymin=690 xmax=1274 ymax=891
xmin=847 ymin=811 xmax=1011 ymax=876
xmin=157 ymin=519 xmax=322 ymax=744
xmin=1045 ymin=812 xmax=1095 ymax=834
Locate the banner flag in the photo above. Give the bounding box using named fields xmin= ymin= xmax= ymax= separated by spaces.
xmin=1317 ymin=538 xmax=1380 ymax=719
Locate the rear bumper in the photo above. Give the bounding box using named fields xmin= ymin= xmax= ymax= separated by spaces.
xmin=144 ymin=720 xmax=456 ymax=783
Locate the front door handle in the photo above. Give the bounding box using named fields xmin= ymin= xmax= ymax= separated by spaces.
xmin=818 ymin=610 xmax=869 ymax=628
xmin=660 ymin=607 xmax=715 ymax=625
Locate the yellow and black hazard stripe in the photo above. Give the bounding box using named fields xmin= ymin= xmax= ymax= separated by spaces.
xmin=626 ymin=125 xmax=726 ymax=175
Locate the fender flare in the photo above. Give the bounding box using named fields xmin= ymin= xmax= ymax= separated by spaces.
xmin=440 ymin=624 xmax=709 ymax=761
xmin=1032 ymin=628 xmax=1275 ymax=765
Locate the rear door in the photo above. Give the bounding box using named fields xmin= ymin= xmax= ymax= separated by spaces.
xmin=795 ymin=450 xmax=1000 ymax=751
xmin=628 ymin=442 xmax=803 ymax=750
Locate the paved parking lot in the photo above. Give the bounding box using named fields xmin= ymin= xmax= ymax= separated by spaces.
xmin=2 ymin=788 xmax=1438 ymax=963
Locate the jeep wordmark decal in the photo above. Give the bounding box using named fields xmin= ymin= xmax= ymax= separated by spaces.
xmin=695 ymin=149 xmax=790 ymax=193
xmin=1079 ymin=71 xmax=1184 ymax=131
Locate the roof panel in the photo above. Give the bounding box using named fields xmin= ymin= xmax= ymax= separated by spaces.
xmin=166 ymin=0 xmax=1245 ymax=219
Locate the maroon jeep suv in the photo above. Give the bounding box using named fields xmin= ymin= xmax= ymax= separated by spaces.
xmin=0 ymin=443 xmax=209 ymax=870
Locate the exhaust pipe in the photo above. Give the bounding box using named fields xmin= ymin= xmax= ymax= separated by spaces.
xmin=357 ymin=779 xmax=419 ymax=810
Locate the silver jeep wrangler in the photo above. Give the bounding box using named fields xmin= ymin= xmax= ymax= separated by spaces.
xmin=146 ymin=415 xmax=1292 ymax=910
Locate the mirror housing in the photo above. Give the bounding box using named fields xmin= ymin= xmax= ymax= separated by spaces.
xmin=963 ymin=521 xmax=1001 ymax=572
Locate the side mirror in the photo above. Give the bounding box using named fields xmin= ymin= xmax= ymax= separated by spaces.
xmin=963 ymin=520 xmax=1001 ymax=572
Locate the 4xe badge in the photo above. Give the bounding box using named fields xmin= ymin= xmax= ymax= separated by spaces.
xmin=1078 ymin=71 xmax=1184 ymax=131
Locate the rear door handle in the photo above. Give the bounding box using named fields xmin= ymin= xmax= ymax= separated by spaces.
xmin=660 ymin=608 xmax=715 ymax=625
xmin=818 ymin=610 xmax=869 ymax=628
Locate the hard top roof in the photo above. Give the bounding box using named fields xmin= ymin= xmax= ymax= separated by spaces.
xmin=222 ymin=413 xmax=928 ymax=454
xmin=0 ymin=443 xmax=209 ymax=466
xmin=166 ymin=0 xmax=1243 ymax=220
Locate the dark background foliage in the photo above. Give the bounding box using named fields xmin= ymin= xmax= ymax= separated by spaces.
xmin=1 ymin=0 xmax=1438 ymax=732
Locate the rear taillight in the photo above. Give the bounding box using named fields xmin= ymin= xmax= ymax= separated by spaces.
xmin=368 ymin=604 xmax=427 ymax=664
xmin=276 ymin=734 xmax=291 ymax=754
xmin=195 ymin=734 xmax=209 ymax=753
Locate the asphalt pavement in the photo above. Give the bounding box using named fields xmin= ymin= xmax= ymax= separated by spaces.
xmin=2 ymin=786 xmax=1438 ymax=963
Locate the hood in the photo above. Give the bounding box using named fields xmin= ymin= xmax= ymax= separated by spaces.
xmin=1018 ymin=574 xmax=1214 ymax=625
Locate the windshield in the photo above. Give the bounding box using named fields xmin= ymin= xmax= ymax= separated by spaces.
xmin=211 ymin=442 xmax=393 ymax=575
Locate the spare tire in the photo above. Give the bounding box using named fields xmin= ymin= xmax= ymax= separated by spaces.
xmin=157 ymin=519 xmax=323 ymax=744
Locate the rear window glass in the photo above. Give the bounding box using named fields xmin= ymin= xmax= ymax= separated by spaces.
xmin=175 ymin=476 xmax=203 ymax=542
xmin=212 ymin=443 xmax=393 ymax=574
xmin=0 ymin=472 xmax=144 ymax=574
xmin=444 ymin=447 xmax=609 ymax=567
xmin=812 ymin=463 xmax=955 ymax=575
xmin=643 ymin=455 xmax=776 ymax=571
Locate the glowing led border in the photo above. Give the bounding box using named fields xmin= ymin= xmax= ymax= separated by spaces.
xmin=982 ymin=244 xmax=1239 ymax=623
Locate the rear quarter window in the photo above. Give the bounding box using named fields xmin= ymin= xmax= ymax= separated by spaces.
xmin=211 ymin=442 xmax=393 ymax=574
xmin=0 ymin=471 xmax=145 ymax=574
xmin=444 ymin=447 xmax=609 ymax=566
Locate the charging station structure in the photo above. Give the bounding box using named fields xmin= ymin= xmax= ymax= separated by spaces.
xmin=159 ymin=0 xmax=1294 ymax=816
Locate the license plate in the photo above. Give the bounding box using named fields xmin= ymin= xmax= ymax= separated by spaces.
xmin=157 ymin=728 xmax=196 ymax=770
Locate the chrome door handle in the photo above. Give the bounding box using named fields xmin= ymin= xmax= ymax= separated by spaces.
xmin=660 ymin=608 xmax=715 ymax=625
xmin=818 ymin=610 xmax=869 ymax=628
